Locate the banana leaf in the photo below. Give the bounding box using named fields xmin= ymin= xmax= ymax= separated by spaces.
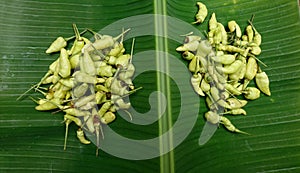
xmin=1 ymin=0 xmax=300 ymax=172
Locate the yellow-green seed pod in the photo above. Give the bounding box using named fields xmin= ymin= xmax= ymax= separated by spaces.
xmin=35 ymin=98 xmax=61 ymax=111
xmin=217 ymin=44 xmax=245 ymax=54
xmin=216 ymin=59 xmax=243 ymax=74
xmin=85 ymin=35 xmax=114 ymax=52
xmin=84 ymin=115 xmax=95 ymax=133
xmin=76 ymin=128 xmax=91 ymax=144
xmin=245 ymin=57 xmax=258 ymax=80
xmin=107 ymin=56 xmax=117 ymax=65
xmin=74 ymin=94 xmax=96 ymax=108
xmin=63 ymin=107 xmax=90 ymax=117
xmin=197 ymin=40 xmax=212 ymax=57
xmin=80 ymin=51 xmax=96 ymax=76
xmin=113 ymin=97 xmax=131 ymax=109
xmin=255 ymin=71 xmax=271 ymax=96
xmin=192 ymin=2 xmax=208 ymax=24
xmin=228 ymin=21 xmax=242 ymax=38
xmin=209 ymin=13 xmax=218 ymax=31
xmin=200 ymin=77 xmax=210 ymax=93
xmin=205 ymin=96 xmax=218 ymax=110
xmin=243 ymin=87 xmax=260 ymax=100
xmin=191 ymin=74 xmax=205 ymax=96
xmin=188 ymin=56 xmax=200 ymax=73
xmin=95 ymin=91 xmax=106 ymax=104
xmin=116 ymin=54 xmax=131 ymax=68
xmin=246 ymin=25 xmax=254 ymax=42
xmin=225 ymin=108 xmax=247 ymax=115
xmin=96 ymin=84 xmax=109 ymax=93
xmin=108 ymin=42 xmax=124 ymax=57
xmin=182 ymin=51 xmax=195 ymax=61
xmin=64 ymin=114 xmax=82 ymax=127
xmin=211 ymin=54 xmax=236 ymax=65
xmin=226 ymin=98 xmax=247 ymax=109
xmin=58 ymin=48 xmax=71 ymax=78
xmin=205 ymin=111 xmax=220 ymax=124
xmin=70 ymin=54 xmax=80 ymax=69
xmin=46 ymin=36 xmax=67 ymax=54
xmin=176 ymin=40 xmax=199 ymax=52
xmin=97 ymin=65 xmax=116 ymax=77
xmin=225 ymin=83 xmax=242 ymax=95
xmin=69 ymin=39 xmax=85 ymax=56
xmin=59 ymin=78 xmax=74 ymax=88
xmin=250 ymin=46 xmax=261 ymax=55
xmin=101 ymin=112 xmax=116 ymax=124
xmin=217 ymin=23 xmax=227 ymax=44
xmin=73 ymin=83 xmax=89 ymax=98
xmin=74 ymin=71 xmax=97 ymax=84
xmin=220 ymin=116 xmax=249 ymax=135
xmin=98 ymin=101 xmax=112 ymax=117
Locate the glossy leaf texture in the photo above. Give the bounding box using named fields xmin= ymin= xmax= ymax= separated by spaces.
xmin=1 ymin=0 xmax=300 ymax=172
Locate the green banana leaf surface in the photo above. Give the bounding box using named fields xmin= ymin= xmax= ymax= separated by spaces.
xmin=1 ymin=0 xmax=300 ymax=172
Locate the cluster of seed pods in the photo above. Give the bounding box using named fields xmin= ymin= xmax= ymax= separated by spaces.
xmin=177 ymin=2 xmax=271 ymax=134
xmin=18 ymin=24 xmax=138 ymax=155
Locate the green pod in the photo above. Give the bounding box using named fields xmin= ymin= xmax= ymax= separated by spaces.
xmin=217 ymin=44 xmax=244 ymax=54
xmin=95 ymin=91 xmax=106 ymax=104
xmin=182 ymin=51 xmax=195 ymax=61
xmin=74 ymin=71 xmax=97 ymax=84
xmin=115 ymin=54 xmax=130 ymax=68
xmin=106 ymin=56 xmax=117 ymax=65
xmin=73 ymin=83 xmax=89 ymax=98
xmin=226 ymin=98 xmax=247 ymax=109
xmin=211 ymin=54 xmax=235 ymax=65
xmin=255 ymin=71 xmax=271 ymax=96
xmin=58 ymin=48 xmax=71 ymax=78
xmin=63 ymin=107 xmax=89 ymax=117
xmin=46 ymin=36 xmax=67 ymax=54
xmin=200 ymin=77 xmax=210 ymax=93
xmin=205 ymin=96 xmax=217 ymax=110
xmin=59 ymin=78 xmax=74 ymax=88
xmin=217 ymin=22 xmax=227 ymax=44
xmin=101 ymin=112 xmax=116 ymax=124
xmin=209 ymin=13 xmax=217 ymax=31
xmin=80 ymin=51 xmax=96 ymax=76
xmin=108 ymin=42 xmax=124 ymax=57
xmin=76 ymin=128 xmax=91 ymax=144
xmin=205 ymin=111 xmax=220 ymax=124
xmin=245 ymin=57 xmax=258 ymax=80
xmin=217 ymin=59 xmax=242 ymax=74
xmin=228 ymin=108 xmax=247 ymax=115
xmin=246 ymin=25 xmax=254 ymax=42
xmin=74 ymin=94 xmax=96 ymax=108
xmin=114 ymin=97 xmax=131 ymax=109
xmin=96 ymin=84 xmax=109 ymax=93
xmin=85 ymin=36 xmax=114 ymax=52
xmin=250 ymin=46 xmax=261 ymax=55
xmin=69 ymin=39 xmax=85 ymax=56
xmin=176 ymin=40 xmax=199 ymax=52
xmin=35 ymin=98 xmax=61 ymax=111
xmin=220 ymin=116 xmax=249 ymax=135
xmin=225 ymin=83 xmax=242 ymax=95
xmin=192 ymin=2 xmax=208 ymax=24
xmin=243 ymin=87 xmax=260 ymax=100
xmin=98 ymin=101 xmax=112 ymax=117
xmin=188 ymin=56 xmax=200 ymax=73
xmin=191 ymin=74 xmax=205 ymax=96
xmin=97 ymin=65 xmax=116 ymax=77
xmin=64 ymin=114 xmax=82 ymax=127
xmin=70 ymin=54 xmax=80 ymax=69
